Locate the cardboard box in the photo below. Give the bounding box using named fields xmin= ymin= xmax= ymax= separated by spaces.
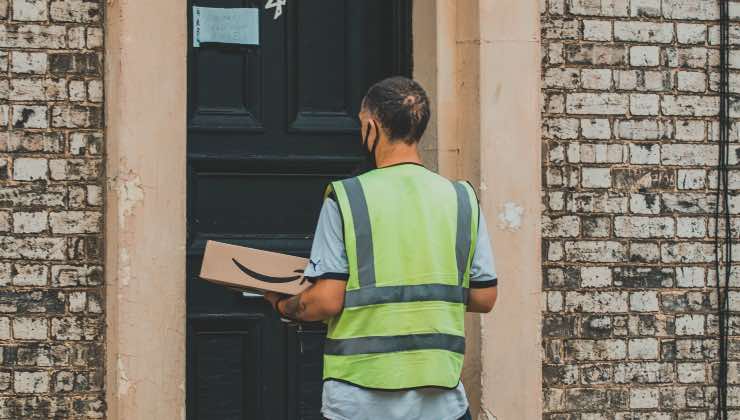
xmin=199 ymin=240 xmax=311 ymax=296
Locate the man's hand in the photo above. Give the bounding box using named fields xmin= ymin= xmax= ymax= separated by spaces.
xmin=263 ymin=291 xmax=286 ymax=312
xmin=263 ymin=279 xmax=346 ymax=322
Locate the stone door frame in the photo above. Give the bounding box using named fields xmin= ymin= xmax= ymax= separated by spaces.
xmin=104 ymin=1 xmax=542 ymax=418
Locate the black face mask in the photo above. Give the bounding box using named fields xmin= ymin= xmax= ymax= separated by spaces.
xmin=352 ymin=121 xmax=379 ymax=176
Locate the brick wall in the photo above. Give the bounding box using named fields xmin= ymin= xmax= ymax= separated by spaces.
xmin=541 ymin=0 xmax=740 ymax=418
xmin=0 ymin=0 xmax=105 ymax=417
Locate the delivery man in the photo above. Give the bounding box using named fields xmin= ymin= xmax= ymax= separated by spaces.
xmin=265 ymin=76 xmax=498 ymax=420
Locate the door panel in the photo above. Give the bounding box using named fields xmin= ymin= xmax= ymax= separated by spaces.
xmin=186 ymin=1 xmax=411 ymax=419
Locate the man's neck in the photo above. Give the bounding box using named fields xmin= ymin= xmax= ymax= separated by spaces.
xmin=375 ymin=140 xmax=422 ymax=168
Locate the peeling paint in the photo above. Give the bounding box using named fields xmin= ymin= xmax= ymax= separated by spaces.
xmin=117 ymin=169 xmax=145 ymax=227
xmin=477 ymin=408 xmax=496 ymax=420
xmin=119 ymin=248 xmax=132 ymax=287
xmin=117 ymin=356 xmax=131 ymax=396
xmin=497 ymin=201 xmax=524 ymax=231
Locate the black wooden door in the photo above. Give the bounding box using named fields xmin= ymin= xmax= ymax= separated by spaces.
xmin=186 ymin=2 xmax=411 ymax=419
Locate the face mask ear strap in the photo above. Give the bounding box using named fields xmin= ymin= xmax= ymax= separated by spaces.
xmin=370 ymin=121 xmax=380 ymax=155
xmin=363 ymin=122 xmax=372 ymax=147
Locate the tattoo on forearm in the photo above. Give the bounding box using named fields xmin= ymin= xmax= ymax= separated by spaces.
xmin=282 ymin=294 xmax=308 ymax=320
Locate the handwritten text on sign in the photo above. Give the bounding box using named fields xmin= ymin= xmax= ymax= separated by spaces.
xmin=193 ymin=6 xmax=259 ymax=47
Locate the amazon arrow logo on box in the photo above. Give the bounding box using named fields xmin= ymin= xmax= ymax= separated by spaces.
xmin=199 ymin=241 xmax=310 ymax=296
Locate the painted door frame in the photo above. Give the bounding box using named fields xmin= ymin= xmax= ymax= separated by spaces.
xmin=104 ymin=1 xmax=542 ymax=418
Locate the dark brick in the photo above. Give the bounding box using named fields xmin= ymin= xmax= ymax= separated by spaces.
xmin=614 ymin=267 xmax=674 ymax=288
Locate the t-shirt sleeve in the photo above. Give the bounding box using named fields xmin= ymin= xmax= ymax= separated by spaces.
xmin=303 ymin=197 xmax=350 ymax=282
xmin=469 ymin=209 xmax=498 ymax=288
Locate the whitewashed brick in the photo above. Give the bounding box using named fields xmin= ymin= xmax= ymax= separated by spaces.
xmin=569 ymin=192 xmax=629 ymax=213
xmin=549 ymin=0 xmax=565 ymax=14
xmin=568 ymin=0 xmax=628 ymax=16
xmin=676 ymin=267 xmax=705 ymax=288
xmin=567 ymin=93 xmax=629 ymax=115
xmin=583 ymin=20 xmax=611 ymax=41
xmin=677 ymin=363 xmax=706 ymax=383
xmin=630 ymin=388 xmax=660 ymax=409
xmin=69 ymin=79 xmax=85 ymax=101
xmin=615 ymin=216 xmax=674 ymax=238
xmin=545 ymin=68 xmax=580 ymax=89
xmin=675 ymin=120 xmax=706 ymax=141
xmin=616 ymin=119 xmax=671 ymax=140
xmin=581 ymin=119 xmax=611 ymax=139
xmin=88 ymin=79 xmax=103 ymax=102
xmin=677 ymin=23 xmax=707 ymax=45
xmin=582 ymin=167 xmax=611 ymax=188
xmin=87 ymin=27 xmax=103 ymax=49
xmin=615 ymin=70 xmax=639 ymax=90
xmin=630 ymin=0 xmax=660 ymax=17
xmin=13 ymin=317 xmax=47 ymax=339
xmin=630 ymin=94 xmax=660 ymax=115
xmin=630 ymin=242 xmax=661 ymax=263
xmin=51 ymin=317 xmax=82 ymax=340
xmin=644 ymin=71 xmax=671 ymax=91
xmin=10 ymin=51 xmax=47 ymax=74
xmin=677 ymin=71 xmax=707 ymax=93
xmin=629 ymin=291 xmax=659 ymax=312
xmin=630 ymin=193 xmax=661 ymax=214
xmin=675 ymin=314 xmax=705 ymax=336
xmin=677 ymin=169 xmax=706 ymax=190
xmin=676 ymin=218 xmax=706 ymax=239
xmin=543 ymin=215 xmax=581 ymax=237
xmin=581 ymin=266 xmax=612 ymax=288
xmin=629 ymin=338 xmax=659 ymax=359
xmin=548 ymin=292 xmax=564 ymax=312
xmin=566 ymin=291 xmax=629 ymax=313
xmin=14 ymin=371 xmax=49 ymax=393
xmin=12 ymin=264 xmax=47 ymax=286
xmin=67 ymin=26 xmax=85 ymax=49
xmin=68 ymin=291 xmax=86 ymax=313
xmin=87 ymin=184 xmax=102 ymax=206
xmin=629 ymin=144 xmax=660 ymax=164
xmin=662 ymin=242 xmax=714 ymax=263
xmin=661 ymin=95 xmax=718 ymax=116
xmin=12 ymin=157 xmax=47 ymax=181
xmin=13 ymin=0 xmax=48 ymax=21
xmin=13 ymin=211 xmax=47 ymax=233
xmin=11 ymin=78 xmax=66 ymax=101
xmin=661 ymin=144 xmax=717 ymax=166
xmin=615 ymin=22 xmax=674 ymax=43
xmin=565 ymin=241 xmax=626 ymax=262
xmin=630 ymin=46 xmax=660 ymax=67
xmin=667 ymin=47 xmax=708 ymax=68
xmin=566 ymin=339 xmax=627 ymax=360
xmin=0 ymin=317 xmax=9 ymax=339
xmin=50 ymin=0 xmax=101 ymax=23
xmin=581 ymin=69 xmax=612 ymax=90
xmin=663 ymin=0 xmax=719 ymax=20
xmin=11 ymin=105 xmax=48 ymax=128
xmin=548 ymin=43 xmax=564 ymax=65
xmin=49 ymin=211 xmax=102 ymax=234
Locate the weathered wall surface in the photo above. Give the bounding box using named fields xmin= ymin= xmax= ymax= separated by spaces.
xmin=541 ymin=0 xmax=740 ymax=418
xmin=0 ymin=0 xmax=105 ymax=417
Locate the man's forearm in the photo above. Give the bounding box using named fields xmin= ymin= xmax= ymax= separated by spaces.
xmin=277 ymin=284 xmax=343 ymax=322
xmin=267 ymin=279 xmax=346 ymax=322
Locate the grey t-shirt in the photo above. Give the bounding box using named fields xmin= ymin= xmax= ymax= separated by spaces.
xmin=305 ymin=198 xmax=497 ymax=420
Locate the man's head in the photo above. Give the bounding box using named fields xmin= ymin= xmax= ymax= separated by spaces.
xmin=359 ymin=76 xmax=430 ymax=146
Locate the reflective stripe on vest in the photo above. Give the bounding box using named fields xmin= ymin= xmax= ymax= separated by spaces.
xmin=324 ymin=165 xmax=479 ymax=390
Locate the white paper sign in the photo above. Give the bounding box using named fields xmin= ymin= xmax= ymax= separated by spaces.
xmin=264 ymin=0 xmax=286 ymax=20
xmin=193 ymin=6 xmax=259 ymax=47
